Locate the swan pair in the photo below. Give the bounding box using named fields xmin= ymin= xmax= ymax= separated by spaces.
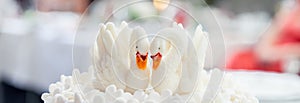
xmin=92 ymin=21 xmax=209 ymax=94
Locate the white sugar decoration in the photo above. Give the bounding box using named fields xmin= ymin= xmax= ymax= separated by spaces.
xmin=42 ymin=69 xmax=258 ymax=103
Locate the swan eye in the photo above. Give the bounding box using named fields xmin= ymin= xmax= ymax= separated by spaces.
xmin=158 ymin=47 xmax=160 ymax=50
xmin=136 ymin=46 xmax=138 ymax=49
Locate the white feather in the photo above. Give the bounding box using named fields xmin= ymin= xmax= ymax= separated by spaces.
xmin=177 ymin=24 xmax=209 ymax=94
xmin=93 ymin=22 xmax=127 ymax=91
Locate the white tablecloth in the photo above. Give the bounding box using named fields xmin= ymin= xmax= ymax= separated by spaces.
xmin=230 ymin=71 xmax=300 ymax=103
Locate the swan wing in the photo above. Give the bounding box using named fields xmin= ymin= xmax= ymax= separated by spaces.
xmin=93 ymin=23 xmax=128 ymax=91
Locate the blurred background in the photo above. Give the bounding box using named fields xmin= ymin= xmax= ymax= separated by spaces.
xmin=0 ymin=0 xmax=299 ymax=103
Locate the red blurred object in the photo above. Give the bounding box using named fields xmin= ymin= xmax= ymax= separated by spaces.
xmin=227 ymin=3 xmax=300 ymax=73
xmin=276 ymin=8 xmax=300 ymax=45
xmin=174 ymin=10 xmax=187 ymax=26
xmin=226 ymin=49 xmax=283 ymax=72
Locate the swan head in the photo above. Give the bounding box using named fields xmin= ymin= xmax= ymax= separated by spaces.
xmin=150 ymin=27 xmax=188 ymax=70
xmin=150 ymin=36 xmax=171 ymax=70
xmin=130 ymin=27 xmax=150 ymax=71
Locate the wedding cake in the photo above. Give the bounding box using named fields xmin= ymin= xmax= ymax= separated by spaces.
xmin=41 ymin=22 xmax=259 ymax=103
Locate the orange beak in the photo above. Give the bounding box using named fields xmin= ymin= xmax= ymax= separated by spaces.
xmin=136 ymin=52 xmax=148 ymax=70
xmin=150 ymin=52 xmax=162 ymax=70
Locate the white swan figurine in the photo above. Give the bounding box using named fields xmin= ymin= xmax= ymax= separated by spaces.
xmin=125 ymin=27 xmax=151 ymax=92
xmin=150 ymin=25 xmax=189 ymax=93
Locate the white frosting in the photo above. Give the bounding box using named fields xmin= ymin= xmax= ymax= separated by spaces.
xmin=42 ymin=68 xmax=259 ymax=103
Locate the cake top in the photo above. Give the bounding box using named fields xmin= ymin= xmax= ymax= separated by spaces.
xmin=42 ymin=22 xmax=259 ymax=103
